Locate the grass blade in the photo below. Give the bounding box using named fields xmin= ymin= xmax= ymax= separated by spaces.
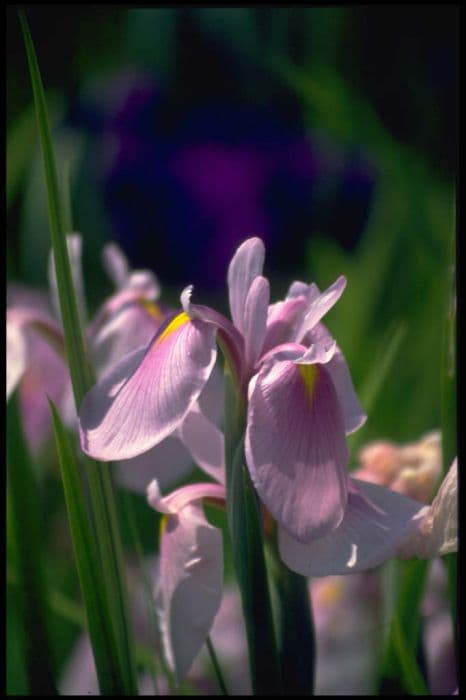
xmin=7 ymin=394 xmax=57 ymax=695
xmin=19 ymin=11 xmax=138 ymax=693
xmin=377 ymin=558 xmax=430 ymax=695
xmin=49 ymin=400 xmax=124 ymax=694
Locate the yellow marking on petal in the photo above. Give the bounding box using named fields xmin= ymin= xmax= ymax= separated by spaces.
xmin=159 ymin=514 xmax=168 ymax=538
xmin=140 ymin=299 xmax=164 ymax=321
xmin=298 ymin=364 xmax=318 ymax=400
xmin=155 ymin=311 xmax=190 ymax=346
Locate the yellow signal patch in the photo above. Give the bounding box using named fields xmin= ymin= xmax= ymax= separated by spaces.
xmin=156 ymin=311 xmax=190 ymax=345
xmin=298 ymin=364 xmax=318 ymax=400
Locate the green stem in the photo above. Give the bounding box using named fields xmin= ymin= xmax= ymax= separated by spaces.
xmin=267 ymin=542 xmax=315 ymax=695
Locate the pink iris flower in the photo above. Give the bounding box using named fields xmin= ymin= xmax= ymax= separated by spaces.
xmin=78 ymin=237 xmax=457 ymax=680
xmin=79 ymin=236 xmax=427 ymax=544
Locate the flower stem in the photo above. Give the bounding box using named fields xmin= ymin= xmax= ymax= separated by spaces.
xmin=223 ymin=364 xmax=282 ymax=695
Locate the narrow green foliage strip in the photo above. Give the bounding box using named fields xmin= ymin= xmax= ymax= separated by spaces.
xmin=378 ymin=558 xmax=430 ymax=695
xmin=83 ymin=460 xmax=139 ymax=693
xmin=49 ymin=401 xmax=125 ymax=694
xmin=19 ymin=10 xmax=93 ymax=407
xmin=7 ymin=395 xmax=57 ymax=695
xmin=20 ymin=11 xmax=138 ymax=694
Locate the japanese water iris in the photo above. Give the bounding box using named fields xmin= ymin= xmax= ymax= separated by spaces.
xmin=80 ymin=236 xmax=369 ymax=545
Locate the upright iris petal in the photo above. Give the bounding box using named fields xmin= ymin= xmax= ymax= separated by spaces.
xmin=227 ymin=237 xmax=265 ymax=333
xmin=80 ymin=313 xmax=217 ymax=460
xmin=245 ymin=351 xmax=349 ymax=543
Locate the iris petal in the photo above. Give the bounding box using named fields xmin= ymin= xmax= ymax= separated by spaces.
xmin=79 ymin=316 xmax=217 ymax=461
xmin=227 ymin=237 xmax=265 ymax=333
xmin=279 ymin=477 xmax=425 ymax=576
xmin=245 ymin=357 xmax=348 ymax=542
xmin=155 ymin=502 xmax=223 ymax=682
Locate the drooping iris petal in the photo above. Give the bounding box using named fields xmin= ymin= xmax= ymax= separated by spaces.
xmin=176 ymin=404 xmax=225 ymax=484
xmin=245 ymin=356 xmax=349 ymax=542
xmin=147 ymin=481 xmax=224 ymax=682
xmin=279 ymin=477 xmax=426 ymax=576
xmin=243 ymin=275 xmax=270 ymax=369
xmin=79 ymin=314 xmax=217 ymax=461
xmin=227 ymin=237 xmax=265 ymax=333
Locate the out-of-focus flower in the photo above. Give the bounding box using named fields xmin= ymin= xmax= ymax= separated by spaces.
xmin=353 ymin=430 xmax=442 ymax=503
xmin=310 ymin=572 xmax=381 ymax=694
xmin=7 ymin=235 xmax=203 ymax=492
xmin=352 ymin=432 xmax=457 ymax=559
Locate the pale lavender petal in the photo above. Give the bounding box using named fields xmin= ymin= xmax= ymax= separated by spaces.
xmin=295 ymin=338 xmax=337 ymax=365
xmin=287 ymin=280 xmax=319 ymax=300
xmin=48 ymin=233 xmax=87 ymax=325
xmin=306 ymin=322 xmax=366 ymax=435
xmin=102 ymin=242 xmax=130 ymax=288
xmin=89 ymin=301 xmax=162 ymax=377
xmin=6 ymin=307 xmax=70 ymax=448
xmin=197 ymin=362 xmax=225 ymax=428
xmin=103 ymin=238 xmax=161 ymax=298
xmin=397 ymin=458 xmax=458 ymax=559
xmin=243 ymin=275 xmax=270 ymax=369
xmin=80 ymin=315 xmax=217 ymax=460
xmin=294 ymin=276 xmax=347 ymax=342
xmin=227 ymin=237 xmax=265 ymax=333
xmin=182 ymin=286 xmax=244 ymax=384
xmin=245 ymin=358 xmax=349 ymax=542
xmin=147 ymin=479 xmax=226 ymax=514
xmin=325 ymin=349 xmax=367 ymax=435
xmin=279 ymin=477 xmax=425 ymax=576
xmin=116 ymin=436 xmax=195 ymax=494
xmin=262 ymin=296 xmax=308 ymax=354
xmin=6 ymin=317 xmax=27 ymax=399
xmin=176 ymin=405 xmax=225 ymax=484
xmin=154 ymin=500 xmax=224 ymax=681
xmin=125 ymin=270 xmax=160 ymax=299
